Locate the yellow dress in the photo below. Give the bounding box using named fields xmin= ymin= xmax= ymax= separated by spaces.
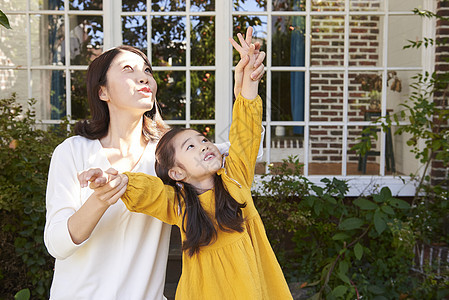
xmin=122 ymin=94 xmax=293 ymax=300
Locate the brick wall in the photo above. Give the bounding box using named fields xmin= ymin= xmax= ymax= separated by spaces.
xmin=310 ymin=3 xmax=381 ymax=163
xmin=431 ymin=0 xmax=449 ymax=185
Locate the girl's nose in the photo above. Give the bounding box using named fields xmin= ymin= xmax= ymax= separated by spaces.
xmin=139 ymin=77 xmax=148 ymax=84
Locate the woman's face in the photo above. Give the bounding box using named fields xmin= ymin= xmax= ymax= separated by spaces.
xmin=99 ymin=50 xmax=157 ymax=116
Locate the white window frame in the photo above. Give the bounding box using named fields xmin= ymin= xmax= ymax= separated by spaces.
xmin=1 ymin=0 xmax=435 ymax=196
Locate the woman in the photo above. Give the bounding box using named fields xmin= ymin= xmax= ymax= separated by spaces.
xmin=44 ymin=29 xmax=264 ymax=299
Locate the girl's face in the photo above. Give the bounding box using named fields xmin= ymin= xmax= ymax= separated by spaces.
xmin=169 ymin=129 xmax=222 ymax=185
xmin=99 ymin=50 xmax=157 ymax=116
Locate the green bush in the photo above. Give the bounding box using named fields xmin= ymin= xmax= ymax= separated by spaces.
xmin=254 ymin=155 xmax=448 ymax=299
xmin=0 ymin=94 xmax=72 ymax=299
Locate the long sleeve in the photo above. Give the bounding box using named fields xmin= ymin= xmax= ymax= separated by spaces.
xmin=44 ymin=140 xmax=86 ymax=260
xmin=224 ymin=94 xmax=263 ymax=188
xmin=122 ymin=172 xmax=179 ymax=225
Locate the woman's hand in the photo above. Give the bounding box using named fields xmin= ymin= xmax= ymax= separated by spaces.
xmin=230 ymin=27 xmax=265 ymax=98
xmin=78 ymin=167 xmax=128 ymax=207
xmin=69 ymin=168 xmax=129 ymax=244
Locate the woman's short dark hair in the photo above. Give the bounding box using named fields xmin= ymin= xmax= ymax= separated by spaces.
xmin=74 ymin=45 xmax=167 ymax=141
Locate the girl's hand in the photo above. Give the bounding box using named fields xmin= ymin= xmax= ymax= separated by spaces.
xmin=230 ymin=27 xmax=265 ymax=98
xmin=90 ymin=172 xmax=128 ymax=207
xmin=78 ymin=167 xmax=128 ymax=206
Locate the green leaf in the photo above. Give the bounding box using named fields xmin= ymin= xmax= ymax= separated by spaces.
xmin=337 ymin=271 xmax=351 ymax=284
xmin=368 ymin=285 xmax=386 ymax=295
xmin=14 ymin=289 xmax=30 ymax=300
xmin=0 ymin=10 xmax=12 ymax=30
xmin=380 ymin=187 xmax=392 ymax=200
xmin=389 ymin=198 xmax=411 ymax=209
xmin=332 ymin=285 xmax=348 ymax=297
xmin=339 ymin=260 xmax=349 ymax=274
xmin=332 ymin=232 xmax=350 ymax=240
xmin=353 ymin=198 xmax=378 ymax=210
xmin=354 ymin=242 xmax=363 ymax=260
xmin=339 ymin=217 xmax=364 ymax=230
xmin=374 ymin=210 xmax=387 ymax=234
xmin=380 ymin=205 xmax=395 ymax=215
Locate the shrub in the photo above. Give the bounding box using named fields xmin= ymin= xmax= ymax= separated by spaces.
xmin=0 ymin=94 xmax=72 ymax=299
xmin=253 ymin=156 xmax=446 ymax=299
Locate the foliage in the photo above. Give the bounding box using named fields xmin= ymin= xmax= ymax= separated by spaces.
xmin=253 ymin=156 xmax=447 ymax=299
xmin=0 ymin=94 xmax=73 ymax=299
xmin=351 ymin=6 xmax=449 ymax=247
xmin=0 ymin=9 xmax=11 ymax=29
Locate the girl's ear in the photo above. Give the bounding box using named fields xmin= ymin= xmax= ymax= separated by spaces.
xmin=99 ymin=86 xmax=109 ymax=102
xmin=168 ymin=166 xmax=186 ymax=182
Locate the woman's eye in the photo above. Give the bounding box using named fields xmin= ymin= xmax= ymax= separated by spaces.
xmin=145 ymin=67 xmax=152 ymax=74
xmin=187 ymin=145 xmax=194 ymax=150
xmin=124 ymin=65 xmax=133 ymax=70
xmin=202 ymin=138 xmax=208 ymax=143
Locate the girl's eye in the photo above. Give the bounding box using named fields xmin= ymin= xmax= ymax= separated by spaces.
xmin=187 ymin=145 xmax=194 ymax=150
xmin=145 ymin=67 xmax=152 ymax=74
xmin=123 ymin=65 xmax=133 ymax=71
xmin=202 ymin=138 xmax=208 ymax=143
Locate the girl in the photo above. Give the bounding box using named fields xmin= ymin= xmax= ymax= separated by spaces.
xmin=44 ymin=28 xmax=265 ymax=299
xmin=80 ymin=44 xmax=292 ymax=299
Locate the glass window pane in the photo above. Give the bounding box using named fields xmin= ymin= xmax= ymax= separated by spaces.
xmin=233 ymin=0 xmax=266 ymax=12
xmin=154 ymin=71 xmax=186 ymax=120
xmin=122 ymin=1 xmax=147 ymax=12
xmin=0 ymin=69 xmax=28 ymax=107
xmin=3 ymin=0 xmax=26 ymax=10
xmin=311 ymin=16 xmax=344 ymax=66
xmin=350 ymin=0 xmax=384 ymax=12
xmin=310 ymin=72 xmax=344 ymax=122
xmin=122 ymin=15 xmax=148 ymax=53
xmin=311 ymin=0 xmax=344 ymax=12
xmin=151 ymin=16 xmax=186 ymax=66
xmin=389 ymin=0 xmax=423 ymax=12
xmin=191 ymin=0 xmax=215 ymax=12
xmin=272 ymin=16 xmax=305 ymax=66
xmin=69 ymin=0 xmax=102 ymax=10
xmin=233 ymin=16 xmax=267 ymax=66
xmin=272 ymin=0 xmax=305 ymax=11
xmin=70 ymin=15 xmax=104 ymax=65
xmin=32 ymin=0 xmax=64 ymax=10
xmin=31 ymin=15 xmax=65 ymax=65
xmin=152 ymin=0 xmax=186 ymax=12
xmin=349 ymin=15 xmax=382 ymax=67
xmin=271 ymin=71 xmax=305 ymax=122
xmin=191 ymin=124 xmax=215 ymax=142
xmin=269 ymin=125 xmax=304 ymax=164
xmin=70 ymin=70 xmax=89 ymax=120
xmin=388 ymin=15 xmax=422 ymax=67
xmin=32 ymin=69 xmax=66 ymax=120
xmin=1 ymin=14 xmax=27 ymax=66
xmin=386 ymin=70 xmax=414 ymax=119
xmin=347 ymin=125 xmax=384 ymax=176
xmin=191 ymin=71 xmax=215 ymax=120
xmin=348 ymin=71 xmax=383 ymax=122
xmin=191 ymin=16 xmax=215 ymax=66
xmin=309 ymin=125 xmax=343 ymax=175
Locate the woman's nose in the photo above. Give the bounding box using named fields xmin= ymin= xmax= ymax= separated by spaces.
xmin=139 ymin=77 xmax=148 ymax=84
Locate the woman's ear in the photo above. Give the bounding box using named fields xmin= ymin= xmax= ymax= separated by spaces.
xmin=168 ymin=166 xmax=186 ymax=182
xmin=99 ymin=86 xmax=109 ymax=102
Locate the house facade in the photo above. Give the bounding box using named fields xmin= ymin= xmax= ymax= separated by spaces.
xmin=0 ymin=0 xmax=441 ymax=195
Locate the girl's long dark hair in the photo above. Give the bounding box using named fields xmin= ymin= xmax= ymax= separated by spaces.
xmin=74 ymin=45 xmax=167 ymax=142
xmin=155 ymin=128 xmax=246 ymax=256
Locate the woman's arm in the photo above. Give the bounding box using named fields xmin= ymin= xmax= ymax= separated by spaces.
xmin=44 ymin=141 xmax=127 ymax=259
xmin=68 ymin=168 xmax=128 ymax=244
